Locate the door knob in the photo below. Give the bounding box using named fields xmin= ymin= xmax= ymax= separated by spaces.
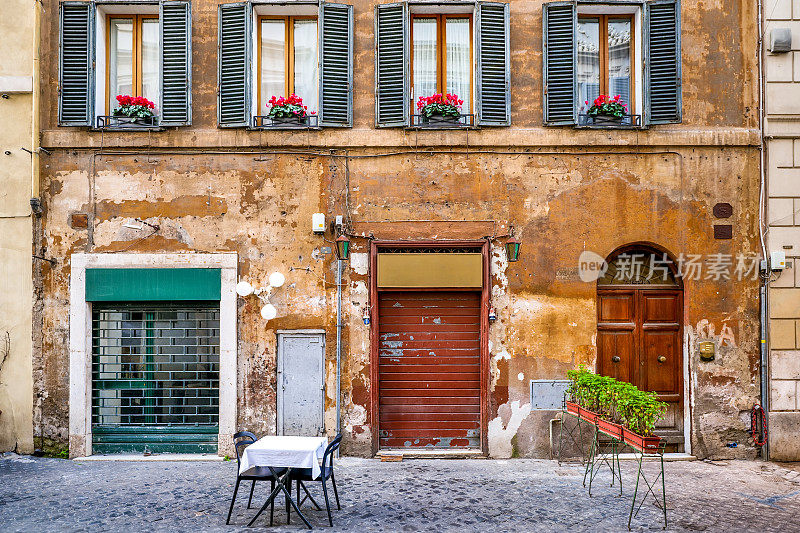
xmin=657 ymin=356 xmax=667 ymax=363
xmin=612 ymin=356 xmax=621 ymax=363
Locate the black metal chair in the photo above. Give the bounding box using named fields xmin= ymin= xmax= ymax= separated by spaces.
xmin=290 ymin=433 xmax=343 ymax=527
xmin=226 ymin=430 xmax=286 ymax=525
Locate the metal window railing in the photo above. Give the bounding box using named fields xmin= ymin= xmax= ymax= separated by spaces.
xmin=252 ymin=115 xmax=320 ymax=129
xmin=576 ymin=113 xmax=642 ymax=129
xmin=409 ymin=113 xmax=476 ymax=129
xmin=96 ymin=115 xmax=161 ymax=130
xmin=91 ymin=305 xmax=220 ymax=428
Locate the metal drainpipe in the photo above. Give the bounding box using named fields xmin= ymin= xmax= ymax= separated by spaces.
xmin=760 ymin=284 xmax=769 ymax=460
xmin=757 ymin=0 xmax=770 ymax=461
xmin=335 ymin=257 xmax=343 ymax=441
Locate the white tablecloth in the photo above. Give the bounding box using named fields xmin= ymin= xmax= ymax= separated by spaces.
xmin=240 ymin=436 xmax=328 ymax=480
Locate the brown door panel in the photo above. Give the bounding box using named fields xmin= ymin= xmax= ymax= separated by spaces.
xmin=598 ymin=291 xmax=636 ymax=322
xmin=641 ymin=330 xmax=680 ymax=396
xmin=642 ymin=291 xmax=681 ymax=323
xmin=597 ymin=330 xmax=635 ymax=383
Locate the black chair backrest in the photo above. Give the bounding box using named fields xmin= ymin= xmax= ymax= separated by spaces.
xmin=233 ymin=430 xmax=257 ymax=470
xmin=322 ymin=433 xmax=343 ymax=470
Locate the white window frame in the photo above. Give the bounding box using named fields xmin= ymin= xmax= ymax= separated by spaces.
xmin=94 ymin=3 xmax=161 ymax=124
xmin=68 ymin=253 xmax=238 ymax=458
xmin=576 ymin=3 xmax=643 ymax=118
xmin=250 ymin=2 xmax=319 ymax=120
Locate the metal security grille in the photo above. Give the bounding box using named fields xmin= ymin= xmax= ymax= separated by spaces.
xmin=91 ymin=303 xmax=220 ymax=453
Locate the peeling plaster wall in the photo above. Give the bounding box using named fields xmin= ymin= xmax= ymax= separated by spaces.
xmin=35 ymin=0 xmax=761 ymax=459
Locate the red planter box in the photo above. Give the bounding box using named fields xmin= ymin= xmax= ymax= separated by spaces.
xmin=596 ymin=418 xmax=624 ymax=440
xmin=622 ymin=427 xmax=662 ymax=452
xmin=566 ymin=401 xmax=598 ymax=424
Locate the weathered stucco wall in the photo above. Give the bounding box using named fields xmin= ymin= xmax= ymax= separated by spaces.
xmin=0 ymin=0 xmax=36 ymax=454
xmin=35 ymin=0 xmax=762 ymax=459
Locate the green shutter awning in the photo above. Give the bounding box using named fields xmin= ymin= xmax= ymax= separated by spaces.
xmin=85 ymin=268 xmax=221 ymax=301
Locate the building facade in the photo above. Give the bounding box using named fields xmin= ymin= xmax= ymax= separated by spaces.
xmin=0 ymin=0 xmax=38 ymax=454
xmin=764 ymin=0 xmax=800 ymax=462
xmin=34 ymin=0 xmax=763 ymax=459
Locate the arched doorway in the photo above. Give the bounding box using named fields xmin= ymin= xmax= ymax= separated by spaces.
xmin=596 ymin=245 xmax=684 ymax=452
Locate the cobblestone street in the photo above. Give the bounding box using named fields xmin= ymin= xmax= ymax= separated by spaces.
xmin=1 ymin=454 xmax=799 ymax=532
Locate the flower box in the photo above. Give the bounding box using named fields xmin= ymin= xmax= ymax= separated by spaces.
xmin=596 ymin=418 xmax=624 ymax=440
xmin=622 ymin=427 xmax=661 ymax=453
xmin=566 ymin=401 xmax=598 ymax=424
xmin=96 ymin=115 xmax=159 ymax=130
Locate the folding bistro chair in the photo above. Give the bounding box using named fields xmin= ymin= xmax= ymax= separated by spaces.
xmin=290 ymin=434 xmax=343 ymax=527
xmin=226 ymin=431 xmax=286 ymax=525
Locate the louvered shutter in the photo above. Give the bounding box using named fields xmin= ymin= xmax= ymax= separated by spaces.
xmin=374 ymin=3 xmax=409 ymax=127
xmin=319 ymin=2 xmax=353 ymax=127
xmin=160 ymin=1 xmax=192 ymax=126
xmin=542 ymin=2 xmax=576 ymax=126
xmin=59 ymin=2 xmax=94 ymax=126
xmin=218 ymin=2 xmax=252 ymax=127
xmin=476 ymin=2 xmax=510 ymax=126
xmin=645 ymin=0 xmax=681 ymax=125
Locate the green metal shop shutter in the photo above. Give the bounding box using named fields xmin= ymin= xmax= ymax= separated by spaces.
xmin=542 ymin=1 xmax=576 ymax=126
xmin=159 ymin=0 xmax=192 ymax=126
xmin=476 ymin=2 xmax=510 ymax=126
xmin=645 ymin=0 xmax=682 ymax=125
xmin=374 ymin=3 xmax=409 ymax=128
xmin=218 ymin=2 xmax=252 ymax=127
xmin=319 ymin=2 xmax=353 ymax=127
xmin=59 ymin=2 xmax=95 ymax=126
xmin=92 ymin=303 xmax=220 ymax=454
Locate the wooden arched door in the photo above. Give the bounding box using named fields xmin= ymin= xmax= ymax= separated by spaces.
xmin=596 ymin=247 xmax=684 ymax=451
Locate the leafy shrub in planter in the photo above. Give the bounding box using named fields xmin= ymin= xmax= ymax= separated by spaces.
xmin=567 ymin=367 xmax=667 ymax=437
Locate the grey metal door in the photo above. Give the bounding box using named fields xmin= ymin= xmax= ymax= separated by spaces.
xmin=277 ymin=330 xmax=325 ymax=436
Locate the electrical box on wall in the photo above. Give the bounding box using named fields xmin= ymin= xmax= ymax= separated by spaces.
xmin=312 ymin=213 xmax=325 ymax=234
xmin=771 ymin=250 xmax=786 ymax=272
xmin=770 ymin=28 xmax=792 ymax=53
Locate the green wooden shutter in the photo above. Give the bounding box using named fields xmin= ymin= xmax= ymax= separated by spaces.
xmin=160 ymin=0 xmax=192 ymax=126
xmin=218 ymin=2 xmax=252 ymax=128
xmin=542 ymin=2 xmax=576 ymax=126
xmin=375 ymin=3 xmax=409 ymax=128
xmin=319 ymin=2 xmax=353 ymax=127
xmin=645 ymin=0 xmax=682 ymax=125
xmin=59 ymin=2 xmax=95 ymax=126
xmin=476 ymin=2 xmax=510 ymax=126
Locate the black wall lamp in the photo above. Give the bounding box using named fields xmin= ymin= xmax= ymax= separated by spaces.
xmin=505 ymin=226 xmax=521 ymax=262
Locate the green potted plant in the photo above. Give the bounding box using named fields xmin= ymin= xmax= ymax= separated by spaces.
xmin=266 ymin=94 xmax=315 ymax=126
xmin=416 ymin=93 xmax=463 ymax=126
xmin=586 ymin=94 xmax=628 ymax=125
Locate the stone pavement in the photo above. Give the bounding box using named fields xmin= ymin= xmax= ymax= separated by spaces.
xmin=1 ymin=453 xmax=800 ymax=532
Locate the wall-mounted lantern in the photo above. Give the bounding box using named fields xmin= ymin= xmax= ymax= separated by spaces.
xmin=236 ymin=271 xmax=286 ymax=322
xmin=336 ymin=235 xmax=351 ymax=261
xmin=505 ymin=226 xmax=521 ymax=262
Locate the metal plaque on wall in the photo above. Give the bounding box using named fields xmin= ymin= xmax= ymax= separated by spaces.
xmin=530 ymin=380 xmax=570 ymax=410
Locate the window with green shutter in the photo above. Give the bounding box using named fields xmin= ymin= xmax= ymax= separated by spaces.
xmin=375 ymin=1 xmax=510 ymax=128
xmin=542 ymin=0 xmax=681 ymax=128
xmin=58 ymin=1 xmax=193 ymax=129
xmin=219 ymin=1 xmax=354 ymax=129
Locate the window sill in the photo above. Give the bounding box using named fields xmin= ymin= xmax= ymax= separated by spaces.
xmin=575 ymin=113 xmax=643 ymax=130
xmin=407 ymin=114 xmax=476 ymax=130
xmin=251 ymin=115 xmax=320 ymax=130
xmin=95 ymin=116 xmax=162 ymax=132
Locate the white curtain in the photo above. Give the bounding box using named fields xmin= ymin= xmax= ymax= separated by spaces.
xmin=445 ymin=18 xmax=470 ymax=115
xmin=293 ymin=19 xmax=318 ymax=113
xmin=577 ymin=18 xmax=600 ymax=111
xmin=141 ymin=19 xmax=160 ymax=108
xmin=261 ymin=19 xmax=286 ymax=114
xmin=413 ymin=18 xmax=438 ymax=106
xmin=109 ymin=19 xmax=133 ymax=111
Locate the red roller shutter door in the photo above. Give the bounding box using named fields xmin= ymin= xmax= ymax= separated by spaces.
xmin=378 ymin=291 xmax=481 ymax=448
